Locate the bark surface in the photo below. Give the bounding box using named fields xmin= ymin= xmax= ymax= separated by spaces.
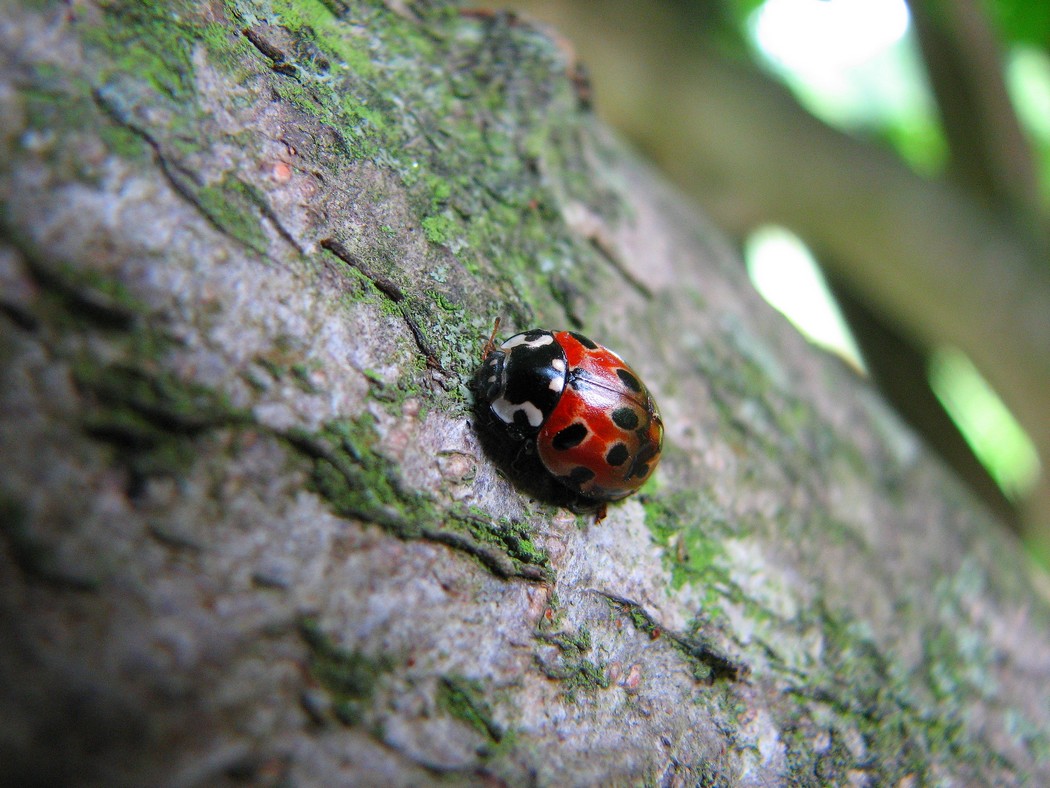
xmin=2 ymin=2 xmax=1049 ymax=785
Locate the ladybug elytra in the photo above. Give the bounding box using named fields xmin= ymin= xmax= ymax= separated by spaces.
xmin=474 ymin=325 xmax=663 ymax=505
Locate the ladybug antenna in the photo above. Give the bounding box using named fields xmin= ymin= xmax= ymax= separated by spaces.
xmin=481 ymin=316 xmax=501 ymax=358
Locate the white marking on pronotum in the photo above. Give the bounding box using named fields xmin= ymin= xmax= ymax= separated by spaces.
xmin=492 ymin=397 xmax=544 ymax=428
xmin=549 ymin=357 xmax=566 ymax=392
xmin=501 ymin=332 xmax=554 ymax=351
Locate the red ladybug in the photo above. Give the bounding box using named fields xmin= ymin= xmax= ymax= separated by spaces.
xmin=474 ymin=323 xmax=663 ymax=506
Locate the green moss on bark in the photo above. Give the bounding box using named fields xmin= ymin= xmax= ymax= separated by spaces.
xmin=68 ymin=0 xmax=622 ymax=421
xmin=283 ymin=416 xmax=551 ymax=579
xmin=300 ymin=617 xmax=390 ymax=726
xmin=438 ymin=675 xmax=504 ymax=744
xmin=535 ymin=622 xmax=610 ymax=702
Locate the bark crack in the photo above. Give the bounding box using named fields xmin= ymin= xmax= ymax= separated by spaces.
xmin=595 ymin=590 xmax=749 ymax=683
xmin=91 ymin=88 xmax=305 ymax=258
xmin=281 ymin=427 xmax=550 ymax=582
xmin=320 ymin=237 xmax=442 ymax=369
xmin=587 ymin=234 xmax=653 ymax=300
xmin=242 ymin=26 xmax=299 ymax=76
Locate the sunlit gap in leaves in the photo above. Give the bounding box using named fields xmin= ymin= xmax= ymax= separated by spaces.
xmin=744 ymin=225 xmax=865 ymax=372
xmin=747 ymin=0 xmax=946 ymax=173
xmin=929 ymin=349 xmax=1041 ymax=503
xmin=749 ymin=0 xmax=1050 ymax=192
xmin=1006 ymin=47 xmax=1050 ymax=206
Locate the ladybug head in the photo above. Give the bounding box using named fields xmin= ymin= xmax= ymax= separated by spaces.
xmin=474 ymin=330 xmax=566 ymax=434
xmin=475 ymin=346 xmax=507 ymax=403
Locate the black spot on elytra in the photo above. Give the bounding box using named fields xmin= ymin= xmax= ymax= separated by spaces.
xmin=605 ymin=442 xmax=629 ymax=466
xmin=567 ymin=466 xmax=596 ymax=485
xmin=568 ymin=331 xmax=598 ymax=350
xmin=552 ymin=422 xmax=588 ymax=450
xmin=627 ymin=462 xmax=649 ymax=480
xmin=616 ymin=368 xmax=641 ymax=392
xmin=611 ymin=407 xmax=639 ymax=431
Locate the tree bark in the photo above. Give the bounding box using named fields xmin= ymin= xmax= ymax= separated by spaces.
xmin=2 ymin=2 xmax=1049 ymax=785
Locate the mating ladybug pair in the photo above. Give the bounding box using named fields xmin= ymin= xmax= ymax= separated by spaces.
xmin=473 ymin=321 xmax=663 ymax=513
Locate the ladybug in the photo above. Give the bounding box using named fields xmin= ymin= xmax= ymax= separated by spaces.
xmin=473 ymin=321 xmax=663 ymax=509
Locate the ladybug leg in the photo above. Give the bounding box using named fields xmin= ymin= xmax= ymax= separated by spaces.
xmin=481 ymin=316 xmax=502 ymax=359
xmin=508 ymin=439 xmax=536 ymax=475
xmin=593 ymin=502 xmax=607 ymax=523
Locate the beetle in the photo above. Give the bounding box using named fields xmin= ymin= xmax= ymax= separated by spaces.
xmin=473 ymin=320 xmax=663 ymax=512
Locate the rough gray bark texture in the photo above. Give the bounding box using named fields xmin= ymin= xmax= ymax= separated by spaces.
xmin=2 ymin=2 xmax=1049 ymax=785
